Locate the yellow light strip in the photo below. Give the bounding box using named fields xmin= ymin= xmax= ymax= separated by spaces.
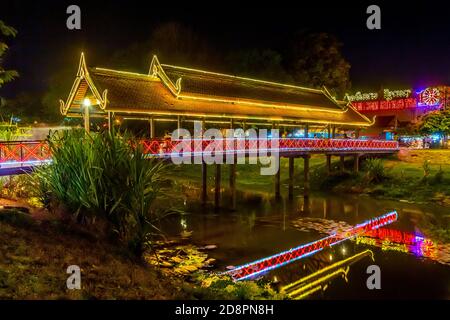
xmin=282 ymin=249 xmax=374 ymax=292
xmin=293 ymin=285 xmax=323 ymax=300
xmin=105 ymin=109 xmax=372 ymax=126
xmin=176 ymin=93 xmax=347 ymax=114
xmin=94 ymin=67 xmax=160 ymax=80
xmin=160 ymin=63 xmax=323 ymax=93
xmin=287 ymin=267 xmax=349 ymax=298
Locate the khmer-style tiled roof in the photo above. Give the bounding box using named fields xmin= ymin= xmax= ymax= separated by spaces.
xmin=61 ymin=54 xmax=373 ymax=127
xmin=161 ymin=64 xmax=343 ymax=111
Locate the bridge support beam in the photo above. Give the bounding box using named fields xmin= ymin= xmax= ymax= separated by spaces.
xmin=215 ymin=164 xmax=221 ymax=209
xmin=304 ymin=124 xmax=309 ymax=138
xmin=288 ymin=157 xmax=294 ymax=200
xmin=229 ymin=161 xmax=236 ymax=210
xmin=201 ymin=162 xmax=207 ymax=204
xmin=340 ymin=155 xmax=345 ymax=173
xmin=326 ymin=154 xmax=332 ymax=174
xmin=303 ymin=155 xmax=310 ymax=199
xmin=274 ymin=165 xmax=281 ymax=199
xmin=354 ymin=154 xmax=360 ymax=173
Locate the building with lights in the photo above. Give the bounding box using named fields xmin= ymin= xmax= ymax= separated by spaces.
xmin=347 ymin=86 xmax=449 ymax=142
xmin=60 ymin=53 xmax=373 ymax=136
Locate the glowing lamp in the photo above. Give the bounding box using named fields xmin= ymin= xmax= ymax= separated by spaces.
xmin=83 ymin=98 xmax=91 ymax=107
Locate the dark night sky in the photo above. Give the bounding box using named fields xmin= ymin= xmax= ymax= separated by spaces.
xmin=2 ymin=0 xmax=450 ymax=98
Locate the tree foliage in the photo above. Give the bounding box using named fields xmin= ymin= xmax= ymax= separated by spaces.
xmin=286 ymin=32 xmax=351 ymax=98
xmin=225 ymin=49 xmax=292 ymax=82
xmin=0 ymin=20 xmax=18 ymax=88
xmin=419 ymin=109 xmax=450 ymax=136
xmin=108 ymin=22 xmax=220 ymax=70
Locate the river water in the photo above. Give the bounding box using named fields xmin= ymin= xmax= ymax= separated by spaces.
xmin=161 ymin=184 xmax=450 ymax=299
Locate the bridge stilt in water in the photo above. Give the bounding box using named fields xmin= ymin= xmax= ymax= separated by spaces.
xmin=229 ymin=161 xmax=236 ymax=210
xmin=340 ymin=155 xmax=345 ymax=173
xmin=215 ymin=164 xmax=221 ymax=209
xmin=201 ymin=162 xmax=207 ymax=204
xmin=326 ymin=154 xmax=332 ymax=174
xmin=303 ymin=155 xmax=310 ymax=199
xmin=288 ymin=157 xmax=294 ymax=200
xmin=274 ymin=165 xmax=281 ymax=199
xmin=354 ymin=154 xmax=360 ymax=173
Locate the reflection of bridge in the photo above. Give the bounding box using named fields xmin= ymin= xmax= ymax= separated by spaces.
xmin=224 ymin=211 xmax=397 ymax=280
xmin=0 ymin=138 xmax=398 ymax=208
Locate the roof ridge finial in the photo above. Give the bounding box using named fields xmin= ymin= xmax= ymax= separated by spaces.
xmin=149 ymin=55 xmax=160 ymax=76
xmin=77 ymin=52 xmax=87 ymax=77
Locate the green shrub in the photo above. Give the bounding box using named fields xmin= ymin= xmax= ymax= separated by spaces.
xmin=422 ymin=160 xmax=432 ymax=181
xmin=432 ymin=165 xmax=444 ymax=184
xmin=33 ymin=129 xmax=172 ymax=256
xmin=363 ymin=158 xmax=387 ymax=183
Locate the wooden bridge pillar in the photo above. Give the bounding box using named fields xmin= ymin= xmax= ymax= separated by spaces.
xmin=303 ymin=155 xmax=311 ymax=198
xmin=354 ymin=154 xmax=360 ymax=173
xmin=229 ymin=161 xmax=237 ymax=210
xmin=327 ymin=125 xmax=331 ymax=139
xmin=332 ymin=126 xmax=336 ymax=138
xmin=229 ymin=120 xmax=237 ymax=210
xmin=326 ymin=154 xmax=332 ymax=174
xmin=201 ymin=162 xmax=207 ymax=204
xmin=288 ymin=157 xmax=294 ymax=200
xmin=340 ymin=155 xmax=345 ymax=173
xmin=304 ymin=124 xmax=309 ymax=138
xmin=215 ymin=164 xmax=221 ymax=209
xmin=274 ymin=164 xmax=281 ymax=199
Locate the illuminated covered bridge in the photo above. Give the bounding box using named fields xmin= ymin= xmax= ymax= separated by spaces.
xmin=0 ymin=54 xmax=398 ymax=207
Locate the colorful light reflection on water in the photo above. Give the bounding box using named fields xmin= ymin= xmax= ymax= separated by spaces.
xmin=355 ymin=228 xmax=436 ymax=259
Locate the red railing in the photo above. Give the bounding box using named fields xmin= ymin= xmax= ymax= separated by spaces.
xmin=0 ymin=140 xmax=51 ymax=164
xmin=141 ymin=138 xmax=399 ymax=156
xmin=0 ymin=138 xmax=399 ymax=164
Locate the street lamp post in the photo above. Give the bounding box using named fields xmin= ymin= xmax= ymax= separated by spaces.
xmin=83 ymin=98 xmax=91 ymax=133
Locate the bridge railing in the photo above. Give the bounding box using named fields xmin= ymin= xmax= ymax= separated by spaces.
xmin=0 ymin=140 xmax=51 ymax=165
xmin=140 ymin=138 xmax=399 ymax=155
xmin=0 ymin=138 xmax=399 ymax=165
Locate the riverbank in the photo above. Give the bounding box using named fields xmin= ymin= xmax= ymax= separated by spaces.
xmin=0 ymin=208 xmax=188 ymax=299
xmin=0 ymin=206 xmax=283 ymax=300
